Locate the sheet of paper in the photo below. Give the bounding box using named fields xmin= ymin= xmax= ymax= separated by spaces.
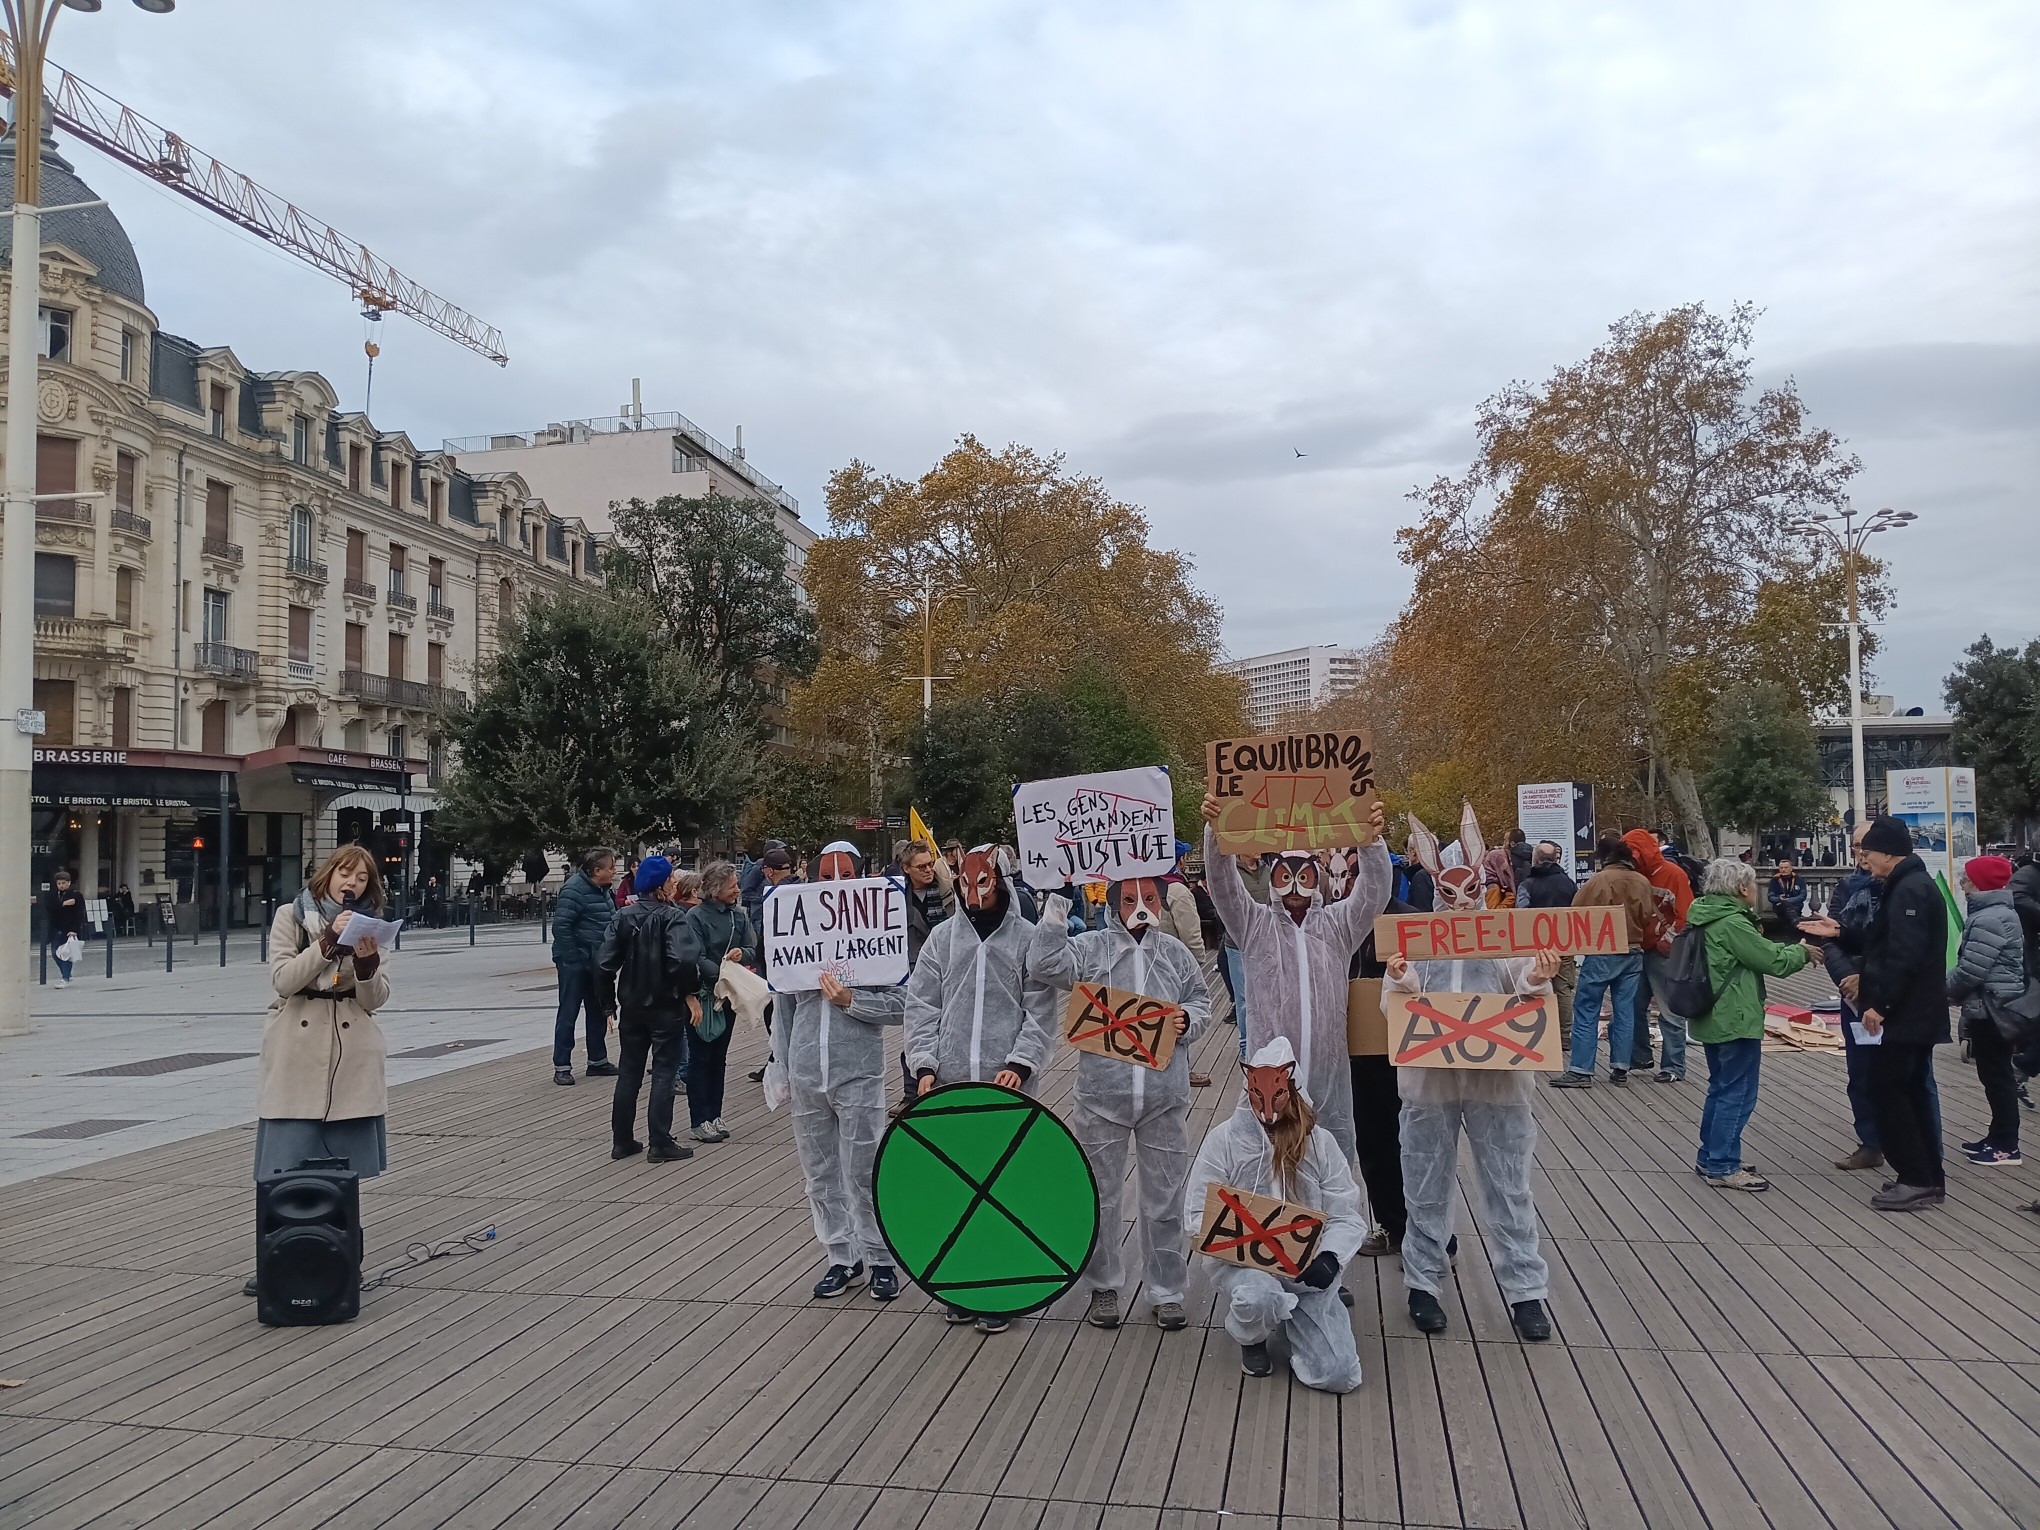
xmin=337 ymin=912 xmax=403 ymax=948
xmin=1848 ymin=1022 xmax=1882 ymax=1046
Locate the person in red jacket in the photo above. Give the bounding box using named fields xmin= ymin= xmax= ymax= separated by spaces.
xmin=1624 ymin=829 xmax=1695 ymax=1082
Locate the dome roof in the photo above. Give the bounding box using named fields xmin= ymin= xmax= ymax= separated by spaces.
xmin=0 ymin=122 xmax=145 ymax=307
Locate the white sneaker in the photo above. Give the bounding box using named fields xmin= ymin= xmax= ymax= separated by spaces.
xmin=52 ymin=977 xmax=68 ymax=989
xmin=691 ymin=1123 xmax=720 ymax=1143
xmin=711 ymin=1118 xmax=732 ymax=1141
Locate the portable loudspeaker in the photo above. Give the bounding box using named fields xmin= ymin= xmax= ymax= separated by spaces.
xmin=256 ymin=1161 xmax=362 ymax=1326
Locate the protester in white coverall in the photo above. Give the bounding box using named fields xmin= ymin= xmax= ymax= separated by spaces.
xmin=1201 ymin=797 xmax=1392 ymax=1168
xmin=1182 ymin=1037 xmax=1367 ymax=1391
xmin=777 ymin=842 xmax=908 ymax=1304
xmin=1382 ymin=913 xmax=1561 ymax=1344
xmin=902 ymin=844 xmax=1057 ymax=1333
xmin=1031 ymin=877 xmax=1210 ymax=1333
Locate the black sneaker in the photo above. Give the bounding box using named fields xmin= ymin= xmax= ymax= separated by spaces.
xmin=1409 ymin=1289 xmax=1447 ymax=1334
xmin=1609 ymin=1069 xmax=1629 ymax=1087
xmin=1511 ymin=1299 xmax=1552 ymax=1341
xmin=974 ymin=1315 xmax=1010 ymax=1334
xmin=944 ymin=1305 xmax=977 ymax=1325
xmin=747 ymin=1067 xmax=767 ymax=1083
xmin=553 ymin=1068 xmax=576 ymax=1086
xmin=585 ymin=1061 xmax=619 ymax=1077
xmin=242 ymin=1274 xmax=259 ymax=1297
xmin=813 ymin=1263 xmax=867 ymax=1299
xmin=870 ymin=1266 xmax=901 ymax=1301
xmin=611 ymin=1140 xmax=644 ymax=1161
xmin=1240 ymin=1341 xmax=1273 ymax=1377
xmin=1959 ymin=1137 xmax=1991 ymax=1155
xmin=646 ymin=1141 xmax=694 ymax=1164
xmin=1547 ymin=1072 xmax=1592 ymax=1090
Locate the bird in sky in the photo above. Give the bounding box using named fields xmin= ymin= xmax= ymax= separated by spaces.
xmin=1292 ymin=447 xmax=1307 ymax=458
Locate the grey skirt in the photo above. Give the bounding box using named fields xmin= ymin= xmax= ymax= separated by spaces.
xmin=254 ymin=1116 xmax=388 ymax=1181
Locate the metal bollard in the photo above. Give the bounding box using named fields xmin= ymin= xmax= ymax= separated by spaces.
xmin=165 ymin=910 xmax=174 ymax=972
xmin=260 ymin=898 xmax=272 ymax=962
xmin=468 ymin=897 xmax=477 ymax=946
xmin=39 ymin=940 xmax=47 ymax=985
xmin=105 ymin=921 xmax=114 ymax=978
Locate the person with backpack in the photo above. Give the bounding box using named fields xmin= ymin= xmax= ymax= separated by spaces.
xmin=597 ymin=857 xmax=703 ymax=1165
xmin=1945 ymin=856 xmax=2028 ymax=1167
xmin=1624 ymin=830 xmax=1696 ymax=1082
xmin=1682 ymin=858 xmax=1815 ymax=1191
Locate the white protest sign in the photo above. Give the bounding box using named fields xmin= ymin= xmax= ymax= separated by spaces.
xmin=1012 ymin=766 xmax=1176 ymax=886
xmin=763 ymin=877 xmax=910 ymax=993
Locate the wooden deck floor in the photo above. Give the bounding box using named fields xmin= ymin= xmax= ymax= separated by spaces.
xmin=5 ymin=1014 xmax=2040 ymax=1530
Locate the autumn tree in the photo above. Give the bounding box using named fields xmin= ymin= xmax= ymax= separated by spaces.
xmin=1700 ymin=684 xmax=1831 ymax=838
xmin=794 ymin=436 xmax=1246 ymax=810
xmin=1388 ymin=303 xmax=1867 ymax=855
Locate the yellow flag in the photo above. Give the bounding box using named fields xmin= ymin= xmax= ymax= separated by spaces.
xmin=909 ymin=807 xmax=939 ymax=857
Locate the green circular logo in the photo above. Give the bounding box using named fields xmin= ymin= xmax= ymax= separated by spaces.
xmin=872 ymin=1083 xmax=1099 ymax=1317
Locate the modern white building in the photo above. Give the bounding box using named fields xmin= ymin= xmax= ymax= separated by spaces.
xmin=1222 ymin=644 xmax=1366 ymax=731
xmin=446 ymin=400 xmax=815 ymax=569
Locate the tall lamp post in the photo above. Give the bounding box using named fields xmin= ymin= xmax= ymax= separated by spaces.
xmin=901 ymin=577 xmax=972 ymax=718
xmin=2 ymin=0 xmax=174 ymax=1035
xmin=1784 ymin=505 xmax=1916 ymax=830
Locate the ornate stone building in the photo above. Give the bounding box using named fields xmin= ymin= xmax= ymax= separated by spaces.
xmin=4 ymin=124 xmax=598 ymax=925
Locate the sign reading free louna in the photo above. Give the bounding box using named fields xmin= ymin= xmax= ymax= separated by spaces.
xmin=1373 ymin=906 xmax=1630 ymax=962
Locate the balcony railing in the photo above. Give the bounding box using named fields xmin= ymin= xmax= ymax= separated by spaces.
xmin=202 ymin=536 xmax=243 ymax=565
xmin=193 ymin=642 xmax=259 ymax=680
xmin=33 ymin=614 xmax=127 ymax=660
xmin=287 ymin=553 xmax=328 ymax=582
xmin=386 ymin=588 xmax=417 ymax=612
xmin=427 ymin=594 xmax=453 ymax=621
xmin=35 ymin=499 xmax=91 ymax=523
xmin=343 ymin=576 xmax=376 ymax=601
xmin=287 ymin=659 xmax=316 ymax=683
xmin=339 ymin=669 xmax=465 ymax=711
xmin=109 ymin=507 xmax=151 ymax=538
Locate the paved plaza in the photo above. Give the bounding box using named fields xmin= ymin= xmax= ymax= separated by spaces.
xmin=4 ymin=955 xmax=2040 ymax=1529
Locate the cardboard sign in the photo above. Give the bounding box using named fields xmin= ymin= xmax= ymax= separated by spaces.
xmin=1205 ymin=728 xmax=1377 ymax=854
xmin=1196 ymin=1183 xmax=1328 ymax=1279
xmin=763 ymin=878 xmax=910 ymax=993
xmin=1385 ymin=991 xmax=1565 ymax=1071
xmin=1372 ymin=906 xmax=1628 ymax=963
xmin=1347 ymin=977 xmax=1388 ymax=1057
xmin=1013 ymin=767 xmax=1175 ymax=885
xmin=1062 ymin=982 xmax=1183 ymax=1071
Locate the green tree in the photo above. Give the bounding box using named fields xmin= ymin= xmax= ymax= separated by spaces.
xmin=738 ymin=749 xmax=853 ymax=853
xmin=603 ymin=492 xmax=818 ymax=728
xmin=904 ymin=697 xmax=1012 ymax=844
xmin=436 ymin=591 xmax=758 ymax=861
xmin=1699 ymin=684 xmax=1831 ymax=836
xmin=1945 ymin=634 xmax=2040 ymax=837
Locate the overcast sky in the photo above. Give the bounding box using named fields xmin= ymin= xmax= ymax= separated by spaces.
xmin=61 ymin=0 xmax=2038 ymax=709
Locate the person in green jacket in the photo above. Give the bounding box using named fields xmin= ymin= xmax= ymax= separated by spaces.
xmin=1687 ymin=858 xmax=1818 ymax=1191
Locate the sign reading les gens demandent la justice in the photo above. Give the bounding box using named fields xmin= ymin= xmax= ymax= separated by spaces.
xmin=1204 ymin=728 xmax=1378 ymax=855
xmin=1373 ymin=906 xmax=1630 ymax=963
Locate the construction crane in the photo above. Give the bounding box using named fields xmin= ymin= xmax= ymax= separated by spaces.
xmin=0 ymin=38 xmax=508 ymax=365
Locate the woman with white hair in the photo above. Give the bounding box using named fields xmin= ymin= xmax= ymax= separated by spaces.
xmin=1684 ymin=857 xmax=1816 ymax=1191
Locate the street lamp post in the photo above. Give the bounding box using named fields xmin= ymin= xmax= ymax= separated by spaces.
xmin=3 ymin=0 xmax=174 ymax=1035
xmin=1785 ymin=505 xmax=1916 ymax=830
xmin=902 ymin=577 xmax=971 ymax=718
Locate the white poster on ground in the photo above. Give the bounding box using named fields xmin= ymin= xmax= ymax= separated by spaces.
xmin=1012 ymin=766 xmax=1176 ymax=886
xmin=1516 ymin=782 xmax=1576 ymax=878
xmin=763 ymin=877 xmax=910 ymax=992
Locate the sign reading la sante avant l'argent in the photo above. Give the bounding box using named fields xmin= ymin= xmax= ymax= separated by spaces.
xmin=763 ymin=877 xmax=910 ymax=993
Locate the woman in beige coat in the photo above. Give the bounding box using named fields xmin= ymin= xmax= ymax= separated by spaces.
xmin=242 ymin=845 xmax=392 ymax=1293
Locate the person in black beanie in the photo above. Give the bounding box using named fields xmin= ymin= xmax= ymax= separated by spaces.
xmin=1804 ymin=815 xmax=1948 ymax=1211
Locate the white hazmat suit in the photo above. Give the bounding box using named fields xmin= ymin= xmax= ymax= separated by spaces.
xmin=902 ymin=896 xmax=1056 ymax=1092
xmin=1030 ymin=893 xmax=1210 ymax=1308
xmin=1204 ymin=825 xmax=1392 ymax=1160
xmin=1383 ymin=955 xmax=1551 ymax=1304
xmin=1182 ymin=1094 xmax=1368 ymax=1393
xmin=782 ymin=982 xmax=906 ymax=1271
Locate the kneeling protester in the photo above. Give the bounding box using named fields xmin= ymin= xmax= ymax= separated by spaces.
xmin=1183 ymin=1037 xmax=1366 ymax=1391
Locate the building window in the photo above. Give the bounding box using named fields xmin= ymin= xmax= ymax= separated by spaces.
xmin=427 ymin=641 xmax=444 ymax=684
xmin=388 ymin=725 xmax=407 ymax=760
xmin=344 ymin=621 xmax=365 ymax=672
xmin=387 ymin=631 xmax=407 ymax=680
xmin=114 ymin=566 xmax=135 ymax=627
xmin=497 ymin=508 xmax=511 ymax=545
xmin=348 ymin=442 xmax=364 ymax=492
xmin=201 ymin=587 xmax=230 ymax=646
xmin=345 ymin=528 xmax=366 ymax=583
xmin=208 ymin=382 xmax=229 ymax=438
xmin=119 ymin=327 xmax=136 ymax=382
xmin=115 ymin=451 xmax=137 ymax=512
xmin=32 ymin=679 xmax=74 ymax=745
xmin=204 ymin=479 xmax=232 ymax=543
xmin=427 ymin=556 xmax=445 ymax=608
xmin=201 ymin=699 xmax=227 ymax=755
xmin=38 ymin=306 xmax=71 ymax=362
xmin=388 ymin=543 xmax=407 ymax=597
xmin=33 ymin=553 xmax=75 ymax=617
xmin=35 ymin=434 xmax=78 ymax=518
xmin=497 ymin=578 xmax=515 ymax=632
xmin=428 ymin=479 xmax=442 ymax=523
xmin=111 ymin=686 xmax=132 ymax=749
xmin=181 ymin=579 xmax=192 ymax=633
xmin=389 ymin=462 xmax=403 ymax=509
xmin=290 ymin=505 xmax=316 ymax=564
xmin=291 ymin=414 xmax=311 ymax=465
xmin=288 ymin=604 xmax=313 ymax=663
